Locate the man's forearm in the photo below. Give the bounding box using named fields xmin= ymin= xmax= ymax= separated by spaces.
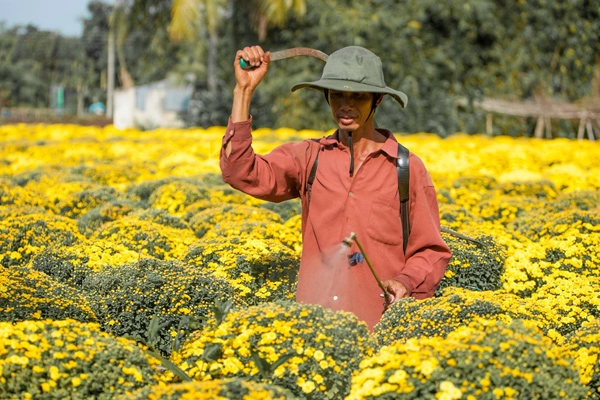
xmin=231 ymin=86 xmax=254 ymax=123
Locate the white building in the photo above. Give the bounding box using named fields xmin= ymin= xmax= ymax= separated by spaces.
xmin=113 ymin=80 xmax=193 ymax=129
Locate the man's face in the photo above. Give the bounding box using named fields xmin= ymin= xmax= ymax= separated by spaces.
xmin=328 ymin=90 xmax=376 ymax=132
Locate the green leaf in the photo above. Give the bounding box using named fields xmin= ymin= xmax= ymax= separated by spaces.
xmin=201 ymin=343 xmax=223 ymax=362
xmin=145 ymin=348 xmax=192 ymax=382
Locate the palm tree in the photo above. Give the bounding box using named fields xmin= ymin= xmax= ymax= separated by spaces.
xmin=169 ymin=0 xmax=226 ymax=94
xmin=252 ymin=0 xmax=307 ymax=41
xmin=168 ymin=0 xmax=307 ymax=94
xmin=110 ymin=0 xmax=135 ymax=88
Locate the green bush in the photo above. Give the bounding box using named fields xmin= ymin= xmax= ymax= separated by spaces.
xmin=81 ymin=258 xmax=242 ymax=357
xmin=29 ymin=241 xmax=142 ymax=289
xmin=168 ymin=301 xmax=373 ymax=400
xmin=349 ymin=318 xmax=587 ymax=399
xmin=436 ymin=233 xmax=505 ymax=293
xmin=184 ymin=237 xmax=299 ymax=305
xmin=0 ymin=319 xmax=159 ymax=399
xmin=124 ymin=378 xmax=300 ymax=399
xmin=0 ymin=266 xmax=97 ymax=323
xmin=259 ymin=198 xmax=302 ymax=221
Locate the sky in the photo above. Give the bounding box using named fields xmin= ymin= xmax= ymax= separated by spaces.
xmin=1 ymin=0 xmax=109 ymax=37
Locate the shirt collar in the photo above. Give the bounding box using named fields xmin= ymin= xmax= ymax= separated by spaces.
xmin=318 ymin=129 xmax=400 ymax=158
xmin=378 ymin=129 xmax=401 ymax=159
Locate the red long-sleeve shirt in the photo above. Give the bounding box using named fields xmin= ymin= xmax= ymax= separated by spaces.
xmin=220 ymin=117 xmax=451 ymax=329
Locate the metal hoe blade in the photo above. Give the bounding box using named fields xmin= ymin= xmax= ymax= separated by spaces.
xmin=240 ymin=47 xmax=328 ymax=69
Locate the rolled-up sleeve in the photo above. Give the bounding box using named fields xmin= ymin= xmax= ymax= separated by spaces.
xmin=220 ymin=117 xmax=313 ymax=203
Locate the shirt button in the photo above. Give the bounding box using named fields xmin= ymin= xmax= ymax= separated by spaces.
xmin=349 ymin=192 xmax=353 ymax=197
xmin=229 ymin=130 xmax=234 ymax=135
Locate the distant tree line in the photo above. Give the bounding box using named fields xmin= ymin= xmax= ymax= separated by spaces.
xmin=0 ymin=0 xmax=598 ymax=136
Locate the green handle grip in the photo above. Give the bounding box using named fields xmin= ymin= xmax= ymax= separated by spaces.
xmin=239 ymin=58 xmax=252 ymax=69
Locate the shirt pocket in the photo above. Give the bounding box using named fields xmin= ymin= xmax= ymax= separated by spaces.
xmin=366 ymin=193 xmax=403 ymax=246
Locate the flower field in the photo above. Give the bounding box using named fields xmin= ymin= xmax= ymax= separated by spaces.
xmin=1 ymin=123 xmax=599 ymax=399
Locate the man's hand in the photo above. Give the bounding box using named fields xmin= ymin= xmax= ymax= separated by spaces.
xmin=231 ymin=45 xmax=270 ymax=124
xmin=381 ymin=279 xmax=409 ymax=309
xmin=234 ymin=45 xmax=270 ymax=92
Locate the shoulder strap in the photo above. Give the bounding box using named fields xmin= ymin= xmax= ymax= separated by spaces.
xmin=397 ymin=143 xmax=410 ymax=253
xmin=306 ymin=149 xmax=320 ymax=206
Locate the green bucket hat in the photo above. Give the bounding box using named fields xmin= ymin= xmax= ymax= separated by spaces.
xmin=291 ymin=46 xmax=408 ymax=108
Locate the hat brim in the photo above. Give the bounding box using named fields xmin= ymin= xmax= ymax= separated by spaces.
xmin=291 ymin=78 xmax=408 ymax=108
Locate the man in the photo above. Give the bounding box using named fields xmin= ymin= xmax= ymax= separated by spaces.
xmin=220 ymin=45 xmax=451 ymax=329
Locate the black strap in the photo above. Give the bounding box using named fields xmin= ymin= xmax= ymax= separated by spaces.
xmin=397 ymin=143 xmax=410 ymax=253
xmin=307 ymin=149 xmax=320 ymax=205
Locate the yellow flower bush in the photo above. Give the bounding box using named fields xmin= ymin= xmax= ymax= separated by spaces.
xmin=0 ymin=266 xmax=96 ymax=323
xmin=0 ymin=178 xmax=46 ymax=208
xmin=91 ymin=214 xmax=197 ymax=260
xmin=350 ymin=318 xmax=587 ymax=399
xmin=0 ymin=212 xmax=83 ymax=267
xmin=123 ymin=378 xmax=300 ymax=399
xmin=564 ymin=320 xmax=600 ymax=399
xmin=373 ymin=287 xmax=540 ymax=348
xmin=188 ymin=203 xmax=283 ymax=238
xmin=76 ymin=200 xmax=139 ymax=236
xmin=148 ymin=180 xmax=210 ymax=218
xmin=1 ymin=123 xmax=600 ymax=398
xmin=0 ymin=319 xmax=159 ymax=399
xmin=184 ymin=237 xmax=299 ymax=304
xmin=166 ymin=301 xmax=373 ymax=399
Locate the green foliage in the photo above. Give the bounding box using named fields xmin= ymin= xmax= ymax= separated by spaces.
xmin=0 ymin=266 xmax=97 ymax=323
xmin=127 ymin=378 xmax=300 ymax=399
xmin=168 ymin=301 xmax=374 ymax=400
xmin=259 ymin=198 xmax=302 ymax=221
xmin=28 ymin=248 xmax=93 ymax=288
xmin=0 ymin=319 xmax=159 ymax=399
xmin=436 ymin=233 xmax=505 ymax=293
xmin=81 ymin=258 xmax=242 ymax=357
